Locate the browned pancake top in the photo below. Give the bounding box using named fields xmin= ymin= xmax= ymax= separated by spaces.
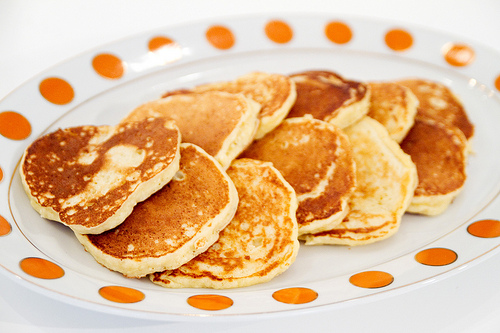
xmin=163 ymin=72 xmax=292 ymax=119
xmin=22 ymin=118 xmax=179 ymax=229
xmin=287 ymin=70 xmax=368 ymax=120
xmin=397 ymin=79 xmax=474 ymax=140
xmin=241 ymin=117 xmax=355 ymax=226
xmin=400 ymin=117 xmax=467 ymax=196
xmin=124 ymin=91 xmax=249 ymax=157
xmin=368 ymin=82 xmax=411 ymax=123
xmin=85 ymin=144 xmax=232 ymax=259
xmin=151 ymin=158 xmax=298 ymax=284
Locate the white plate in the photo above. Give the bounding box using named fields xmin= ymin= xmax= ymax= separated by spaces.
xmin=1 ymin=14 xmax=500 ymax=321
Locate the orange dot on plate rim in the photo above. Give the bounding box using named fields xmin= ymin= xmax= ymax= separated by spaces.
xmin=206 ymin=25 xmax=235 ymax=50
xmin=415 ymin=247 xmax=458 ymax=266
xmin=325 ymin=21 xmax=353 ymax=44
xmin=467 ymin=219 xmax=500 ymax=238
xmin=349 ymin=271 xmax=394 ymax=289
xmin=265 ymin=20 xmax=293 ymax=44
xmin=0 ymin=111 xmax=31 ymax=140
xmin=385 ymin=28 xmax=413 ymax=51
xmin=443 ymin=43 xmax=475 ymax=67
xmin=495 ymin=75 xmax=500 ymax=92
xmin=39 ymin=77 xmax=75 ymax=105
xmin=0 ymin=166 xmax=3 ymax=183
xmin=92 ymin=53 xmax=125 ymax=79
xmin=99 ymin=286 xmax=145 ymax=304
xmin=148 ymin=36 xmax=176 ymax=52
xmin=0 ymin=214 xmax=11 ymax=236
xmin=187 ymin=294 xmax=233 ymax=311
xmin=272 ymin=287 xmax=318 ymax=304
xmin=20 ymin=257 xmax=65 ymax=279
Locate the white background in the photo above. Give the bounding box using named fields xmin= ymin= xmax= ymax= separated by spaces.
xmin=1 ymin=0 xmax=500 ymax=332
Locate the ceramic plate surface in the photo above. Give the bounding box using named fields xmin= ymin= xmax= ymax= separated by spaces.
xmin=1 ymin=14 xmax=500 ymax=321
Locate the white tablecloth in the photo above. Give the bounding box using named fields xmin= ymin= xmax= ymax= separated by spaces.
xmin=1 ymin=1 xmax=500 ymax=332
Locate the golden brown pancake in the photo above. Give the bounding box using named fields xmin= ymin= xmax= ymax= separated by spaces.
xmin=20 ymin=118 xmax=181 ymax=234
xmin=367 ymin=81 xmax=418 ymax=143
xmin=396 ymin=78 xmax=474 ymax=143
xmin=300 ymin=117 xmax=418 ymax=246
xmin=150 ymin=158 xmax=299 ymax=289
xmin=241 ymin=115 xmax=356 ymax=235
xmin=162 ymin=72 xmax=297 ymax=139
xmin=122 ymin=91 xmax=260 ymax=169
xmin=287 ymin=70 xmax=371 ymax=128
xmin=75 ymin=143 xmax=239 ymax=278
xmin=400 ymin=117 xmax=468 ymax=215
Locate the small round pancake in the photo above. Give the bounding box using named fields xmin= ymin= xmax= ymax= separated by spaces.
xmin=20 ymin=118 xmax=181 ymax=234
xmin=367 ymin=81 xmax=418 ymax=143
xmin=75 ymin=143 xmax=238 ymax=278
xmin=150 ymin=158 xmax=299 ymax=289
xmin=397 ymin=78 xmax=474 ymax=143
xmin=300 ymin=117 xmax=418 ymax=246
xmin=122 ymin=91 xmax=260 ymax=169
xmin=241 ymin=115 xmax=356 ymax=235
xmin=400 ymin=117 xmax=468 ymax=215
xmin=162 ymin=72 xmax=297 ymax=139
xmin=287 ymin=70 xmax=371 ymax=128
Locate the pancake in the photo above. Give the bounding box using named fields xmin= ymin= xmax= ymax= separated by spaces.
xmin=162 ymin=72 xmax=296 ymax=139
xmin=20 ymin=118 xmax=181 ymax=234
xmin=286 ymin=70 xmax=371 ymax=128
xmin=150 ymin=158 xmax=299 ymax=289
xmin=400 ymin=117 xmax=468 ymax=215
xmin=122 ymin=91 xmax=260 ymax=169
xmin=300 ymin=117 xmax=418 ymax=246
xmin=241 ymin=115 xmax=356 ymax=235
xmin=367 ymin=81 xmax=418 ymax=143
xmin=396 ymin=78 xmax=474 ymax=144
xmin=75 ymin=143 xmax=238 ymax=278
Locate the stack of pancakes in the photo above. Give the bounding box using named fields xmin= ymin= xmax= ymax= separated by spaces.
xmin=20 ymin=69 xmax=473 ymax=288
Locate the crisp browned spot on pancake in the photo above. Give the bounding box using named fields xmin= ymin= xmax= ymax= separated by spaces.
xmin=397 ymin=79 xmax=474 ymax=141
xmin=287 ymin=70 xmax=370 ymax=128
xmin=367 ymin=81 xmax=418 ymax=143
xmin=21 ymin=118 xmax=181 ymax=234
xmin=241 ymin=116 xmax=356 ymax=235
xmin=75 ymin=143 xmax=238 ymax=278
xmin=150 ymin=158 xmax=299 ymax=289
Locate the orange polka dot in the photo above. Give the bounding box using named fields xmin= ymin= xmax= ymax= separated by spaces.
xmin=265 ymin=20 xmax=293 ymax=44
xmin=148 ymin=36 xmax=176 ymax=52
xmin=0 ymin=166 xmax=3 ymax=183
xmin=272 ymin=287 xmax=318 ymax=304
xmin=385 ymin=28 xmax=413 ymax=51
xmin=349 ymin=271 xmax=394 ymax=289
xmin=325 ymin=21 xmax=353 ymax=44
xmin=92 ymin=53 xmax=125 ymax=79
xmin=39 ymin=77 xmax=74 ymax=105
xmin=0 ymin=111 xmax=31 ymax=140
xmin=443 ymin=43 xmax=475 ymax=67
xmin=20 ymin=257 xmax=64 ymax=279
xmin=415 ymin=248 xmax=457 ymax=266
xmin=187 ymin=294 xmax=233 ymax=311
xmin=206 ymin=25 xmax=235 ymax=50
xmin=99 ymin=286 xmax=145 ymax=303
xmin=495 ymin=75 xmax=500 ymax=92
xmin=0 ymin=214 xmax=11 ymax=236
xmin=468 ymin=219 xmax=500 ymax=238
